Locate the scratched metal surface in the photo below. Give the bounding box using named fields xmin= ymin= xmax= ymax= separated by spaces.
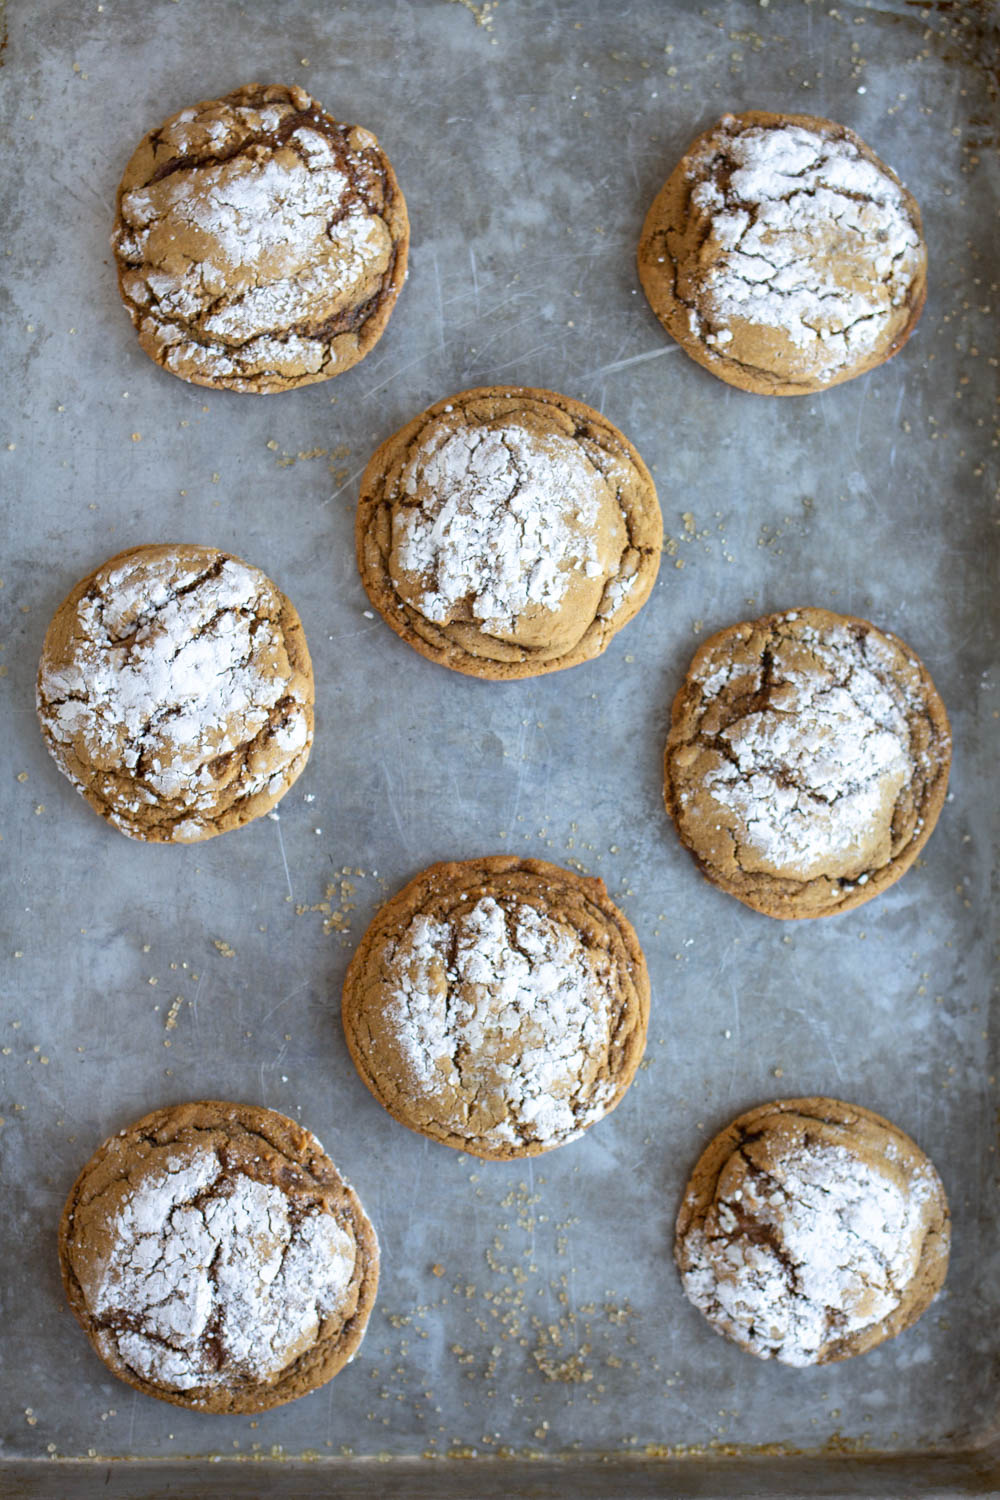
xmin=1 ymin=0 xmax=997 ymax=1485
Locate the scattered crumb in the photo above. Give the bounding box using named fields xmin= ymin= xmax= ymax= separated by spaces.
xmin=447 ymin=0 xmax=498 ymax=31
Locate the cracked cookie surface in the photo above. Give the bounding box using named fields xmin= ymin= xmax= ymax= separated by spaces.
xmin=342 ymin=857 xmax=650 ymax=1159
xmin=356 ymin=386 xmax=662 ymax=679
xmin=638 ymin=111 xmax=926 ymax=395
xmin=663 ymin=607 xmax=950 ymax=918
xmin=675 ymin=1097 xmax=950 ymax=1366
xmin=112 ymin=84 xmax=408 ymax=392
xmin=37 ymin=543 xmax=314 ymax=842
xmin=58 ymin=1100 xmax=379 ymax=1412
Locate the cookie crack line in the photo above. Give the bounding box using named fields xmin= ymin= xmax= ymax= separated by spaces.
xmin=342 ymin=858 xmax=649 ymax=1159
xmin=660 ymin=239 xmax=914 ymax=377
xmin=677 ymin=1101 xmax=949 ymax=1364
xmin=37 ymin=545 xmax=315 ymax=842
xmin=703 ymin=730 xmax=898 ymax=805
xmin=652 ymin=257 xmax=820 ymax=387
xmin=124 ymin=273 xmax=401 ymax=356
xmin=707 ymin=1152 xmax=910 ymax=1327
xmin=91 ymin=558 xmax=229 ymax=645
xmin=145 ymin=107 xmax=344 ymax=189
xmin=113 ymin=86 xmax=408 ymax=392
xmin=640 ymin=112 xmax=925 ymax=395
xmin=358 ymin=386 xmax=662 ymax=679
xmin=713 ymin=172 xmax=903 ymax=216
xmin=663 ymin=608 xmax=950 ymax=916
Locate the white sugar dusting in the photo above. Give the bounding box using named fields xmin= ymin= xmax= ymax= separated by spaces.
xmin=115 ymin=97 xmax=393 ymax=373
xmin=599 ymin=566 xmax=639 ymax=619
xmin=385 ymin=896 xmax=617 ymax=1147
xmin=394 ymin=423 xmax=607 ymax=632
xmin=697 ymin=621 xmax=914 ymax=878
xmin=682 ymin=1138 xmax=935 ymax=1366
xmin=137 ymin=152 xmax=347 ymax=272
xmin=93 ymin=1156 xmax=355 ymax=1389
xmin=38 ymin=552 xmax=310 ymax=838
xmin=691 ymin=119 xmax=922 ymax=372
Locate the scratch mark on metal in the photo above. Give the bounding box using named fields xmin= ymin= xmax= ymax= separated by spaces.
xmin=470 ymin=245 xmax=480 ymax=316
xmin=527 ymin=1157 xmax=536 ymax=1263
xmin=466 ymin=309 xmax=546 ymax=359
xmin=482 ymin=339 xmax=561 ymax=376
xmin=189 ymin=972 xmax=206 ymax=1034
xmin=889 ymin=383 xmax=906 ymax=470
xmin=364 ymin=347 xmax=438 ymax=399
xmin=381 ymin=750 xmax=414 ymax=862
xmin=579 ymin=345 xmax=679 ymax=381
xmin=260 ymin=982 xmax=309 ymax=1029
xmin=274 ymin=817 xmax=293 ymax=901
xmin=327 ymin=462 xmax=369 ymax=504
xmin=507 ymin=717 xmax=530 ymax=826
xmin=431 ymin=247 xmax=446 ymax=349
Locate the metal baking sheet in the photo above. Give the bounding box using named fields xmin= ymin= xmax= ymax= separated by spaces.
xmin=2 ymin=0 xmax=997 ymax=1494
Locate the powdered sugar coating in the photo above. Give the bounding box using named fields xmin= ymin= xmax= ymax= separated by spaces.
xmin=690 ymin=118 xmax=922 ymax=376
xmin=700 ymin=624 xmax=913 ymax=878
xmin=60 ymin=1102 xmax=380 ymax=1413
xmin=638 ymin=111 xmax=926 ymax=394
xmin=343 ymin=859 xmax=650 ymax=1159
xmin=357 ymin=387 xmax=662 ymax=680
xmin=37 ymin=545 xmax=313 ymax=841
xmin=392 ymin=422 xmax=616 ymax=635
xmin=677 ymin=1104 xmax=949 ymax=1366
xmin=664 ymin=608 xmax=951 ymax=915
xmin=385 ymin=896 xmax=618 ymax=1150
xmin=92 ymin=1157 xmax=355 ymax=1390
xmin=112 ymin=86 xmax=407 ymax=391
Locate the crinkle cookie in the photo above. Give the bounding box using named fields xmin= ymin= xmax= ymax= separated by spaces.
xmin=37 ymin=543 xmax=314 ymax=842
xmin=342 ymin=857 xmax=650 ymax=1158
xmin=58 ymin=1101 xmax=379 ymax=1413
xmin=112 ymin=84 xmax=409 ymax=392
xmin=355 ymin=387 xmax=662 ymax=679
xmin=638 ymin=111 xmax=926 ymax=395
xmin=663 ymin=608 xmax=951 ymax=918
xmin=675 ymin=1098 xmax=950 ymax=1366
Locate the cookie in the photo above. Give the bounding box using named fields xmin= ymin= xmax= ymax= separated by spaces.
xmin=37 ymin=543 xmax=314 ymax=842
xmin=112 ymin=84 xmax=408 ymax=392
xmin=663 ymin=608 xmax=951 ymax=918
xmin=58 ymin=1101 xmax=379 ymax=1413
xmin=356 ymin=386 xmax=662 ymax=679
xmin=638 ymin=111 xmax=926 ymax=395
xmin=342 ymin=856 xmax=650 ymax=1158
xmin=675 ymin=1097 xmax=950 ymax=1366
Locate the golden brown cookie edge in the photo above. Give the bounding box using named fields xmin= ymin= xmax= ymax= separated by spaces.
xmin=58 ymin=1099 xmax=380 ymax=1414
xmin=662 ymin=606 xmax=951 ymax=919
xmin=637 ymin=110 xmax=927 ymax=397
xmin=673 ymin=1095 xmax=951 ymax=1365
xmin=354 ymin=386 xmax=663 ymax=680
xmin=341 ymin=855 xmax=651 ymax=1159
xmin=36 ymin=543 xmax=316 ymax=844
xmin=112 ymin=84 xmax=410 ymax=395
